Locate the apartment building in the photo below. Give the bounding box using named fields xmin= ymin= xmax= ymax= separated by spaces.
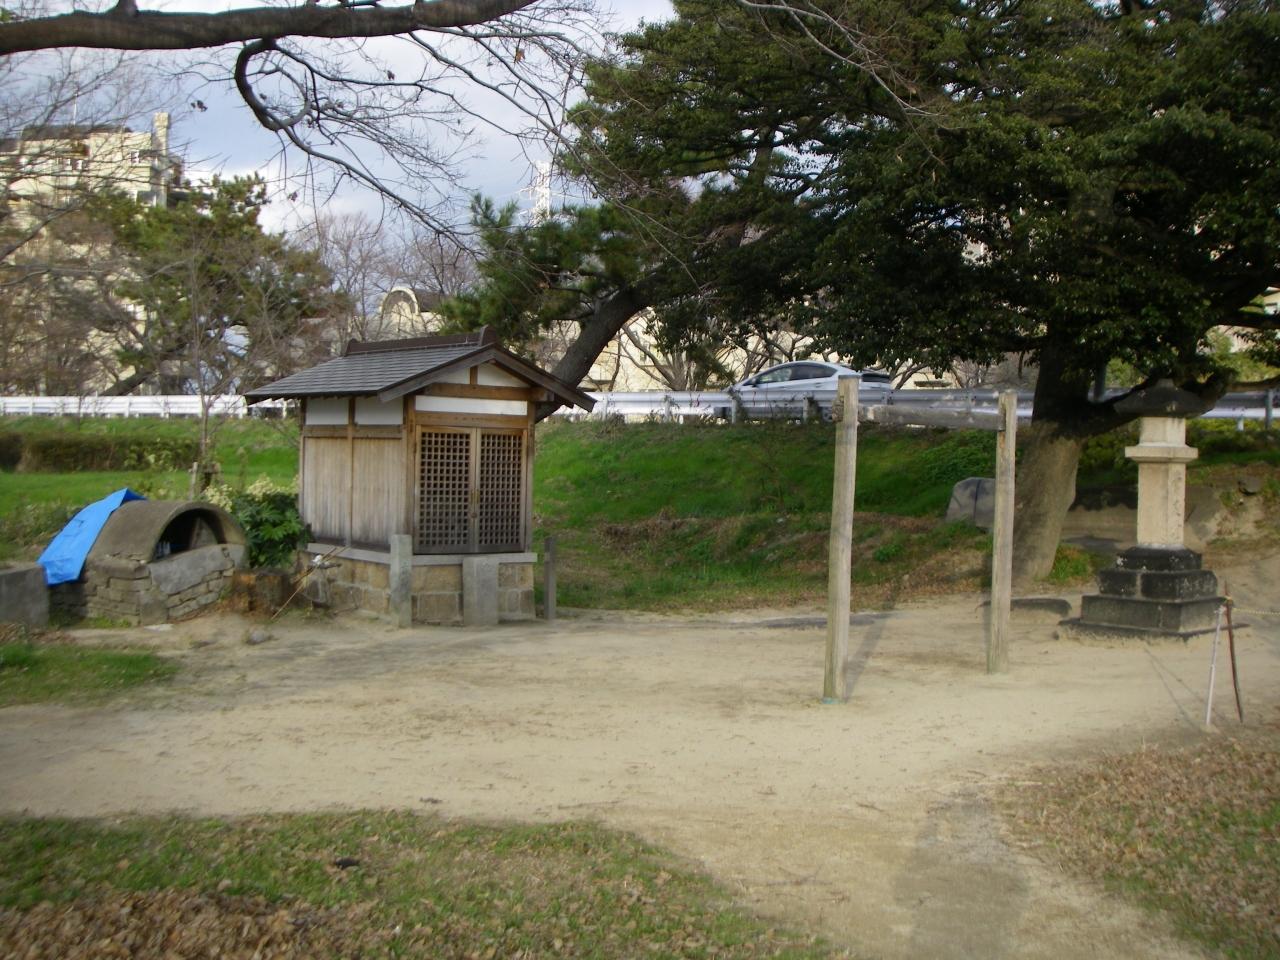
xmin=0 ymin=112 xmax=179 ymax=225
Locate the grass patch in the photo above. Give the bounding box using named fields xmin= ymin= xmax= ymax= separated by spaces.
xmin=1003 ymin=725 xmax=1280 ymax=959
xmin=0 ymin=811 xmax=846 ymax=959
xmin=1044 ymin=544 xmax=1107 ymax=586
xmin=0 ymin=627 xmax=177 ymax=706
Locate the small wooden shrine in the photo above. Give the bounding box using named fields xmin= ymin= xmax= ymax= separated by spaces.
xmin=244 ymin=328 xmax=594 ymax=624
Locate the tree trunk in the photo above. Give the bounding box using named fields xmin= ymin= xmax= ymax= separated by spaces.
xmin=1011 ymin=422 xmax=1085 ymax=586
xmin=536 ymin=284 xmax=652 ymax=420
xmin=103 ymin=367 xmax=156 ymax=396
xmin=1010 ymin=340 xmax=1109 ymax=586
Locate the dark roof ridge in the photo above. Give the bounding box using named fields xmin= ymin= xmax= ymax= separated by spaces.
xmin=344 ymin=326 xmax=495 ymax=356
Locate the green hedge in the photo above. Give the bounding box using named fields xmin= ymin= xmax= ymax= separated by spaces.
xmin=0 ymin=432 xmax=21 ymax=471
xmin=11 ymin=432 xmax=199 ymax=473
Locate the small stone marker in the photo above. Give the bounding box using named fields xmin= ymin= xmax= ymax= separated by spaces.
xmin=389 ymin=534 xmax=412 ymax=628
xmin=462 ymin=556 xmax=500 ymax=627
xmin=945 ymin=477 xmax=996 ymax=529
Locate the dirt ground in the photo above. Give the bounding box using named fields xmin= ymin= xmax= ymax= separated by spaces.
xmin=3 ymin=557 xmax=1279 ymax=960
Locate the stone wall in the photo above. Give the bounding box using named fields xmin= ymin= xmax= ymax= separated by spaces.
xmin=312 ymin=547 xmax=534 ymax=624
xmin=52 ymin=544 xmax=245 ymax=625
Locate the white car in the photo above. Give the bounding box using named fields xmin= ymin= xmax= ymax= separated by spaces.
xmin=718 ymin=361 xmax=893 ymax=419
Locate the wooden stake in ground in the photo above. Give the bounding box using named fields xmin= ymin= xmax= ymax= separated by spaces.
xmin=1224 ymin=583 xmax=1244 ymax=723
xmin=987 ymin=391 xmax=1017 ymax=674
xmin=1205 ymin=604 xmax=1224 ymax=728
xmin=824 ymin=375 xmax=859 ymax=702
xmin=544 ymin=535 xmax=557 ymax=623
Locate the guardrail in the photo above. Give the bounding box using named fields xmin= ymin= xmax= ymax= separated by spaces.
xmin=0 ymin=395 xmax=292 ymax=418
xmin=1 ymin=388 xmax=1274 ymax=425
xmin=571 ymin=386 xmax=1277 ymax=426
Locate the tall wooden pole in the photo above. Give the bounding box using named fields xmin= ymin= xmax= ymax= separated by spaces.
xmin=543 ymin=534 xmax=557 ymax=623
xmin=987 ymin=390 xmax=1017 ymax=674
xmin=824 ymin=375 xmax=860 ymax=702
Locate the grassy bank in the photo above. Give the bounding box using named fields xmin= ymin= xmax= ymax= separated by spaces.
xmin=0 ymin=811 xmax=844 ymax=959
xmin=2 ymin=414 xmax=1278 ymax=608
xmin=533 ymin=419 xmax=998 ymax=610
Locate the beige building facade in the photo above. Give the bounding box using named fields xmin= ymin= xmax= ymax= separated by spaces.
xmin=1 ymin=112 xmax=178 ymax=222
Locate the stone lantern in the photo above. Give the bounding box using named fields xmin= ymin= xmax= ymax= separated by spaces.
xmin=1073 ymin=380 xmax=1222 ymax=638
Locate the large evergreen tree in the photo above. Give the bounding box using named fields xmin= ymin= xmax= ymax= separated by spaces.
xmin=452 ymin=0 xmax=1280 ymax=581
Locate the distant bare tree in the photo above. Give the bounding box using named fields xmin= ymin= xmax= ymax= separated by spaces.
xmin=294 ymin=211 xmax=398 ymax=345
xmin=1 ymin=0 xmax=604 ymax=232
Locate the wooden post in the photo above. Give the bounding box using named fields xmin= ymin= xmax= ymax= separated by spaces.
xmin=824 ymin=375 xmax=859 ymax=702
xmin=987 ymin=390 xmax=1017 ymax=674
xmin=543 ymin=535 xmax=557 ymax=622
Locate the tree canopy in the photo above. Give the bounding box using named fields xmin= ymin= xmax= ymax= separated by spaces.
xmin=450 ymin=0 xmax=1280 ymax=578
xmin=0 ymin=177 xmax=343 ymax=398
xmin=96 ymin=176 xmax=345 ymax=397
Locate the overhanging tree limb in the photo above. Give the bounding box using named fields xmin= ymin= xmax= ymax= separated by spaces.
xmin=0 ymin=0 xmax=537 ymax=55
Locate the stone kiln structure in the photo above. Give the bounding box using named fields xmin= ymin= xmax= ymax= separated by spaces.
xmin=53 ymin=501 xmax=247 ymax=624
xmin=245 ymin=328 xmax=594 ymax=625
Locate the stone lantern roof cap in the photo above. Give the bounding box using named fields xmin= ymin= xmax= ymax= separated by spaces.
xmin=1114 ymin=379 xmax=1211 ymax=418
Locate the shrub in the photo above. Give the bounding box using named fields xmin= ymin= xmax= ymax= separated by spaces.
xmin=0 ymin=431 xmax=22 ymax=471
xmin=17 ymin=432 xmax=198 ymax=472
xmin=917 ymin=431 xmax=995 ymax=486
xmin=0 ymin=500 xmax=80 ymax=553
xmin=206 ymin=477 xmax=306 ymax=569
xmin=1188 ymin=418 xmax=1279 ymax=457
xmin=1077 ymin=425 xmax=1138 ymax=481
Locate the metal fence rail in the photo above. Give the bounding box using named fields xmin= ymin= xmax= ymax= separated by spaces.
xmin=0 ymin=388 xmax=1273 ymax=424
xmin=0 ymin=395 xmax=291 ymax=418
xmin=569 ymin=386 xmax=1275 ymax=426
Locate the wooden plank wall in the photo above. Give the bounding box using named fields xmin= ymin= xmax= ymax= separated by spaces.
xmin=351 ymin=436 xmax=406 ymax=546
xmin=302 ymin=436 xmax=351 ymax=543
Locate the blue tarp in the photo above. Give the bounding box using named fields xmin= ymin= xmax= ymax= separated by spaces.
xmin=37 ymin=488 xmax=146 ymax=586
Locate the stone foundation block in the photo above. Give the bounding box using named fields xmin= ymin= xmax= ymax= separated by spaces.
xmin=1079 ymin=594 xmax=1221 ymax=634
xmin=416 ymin=593 xmax=461 ymax=624
xmin=0 ymin=563 xmax=49 ymax=628
xmin=1114 ymin=546 xmax=1201 ymax=572
xmin=367 ymin=563 xmax=390 ymax=591
xmin=414 ymin=564 xmax=463 ymax=593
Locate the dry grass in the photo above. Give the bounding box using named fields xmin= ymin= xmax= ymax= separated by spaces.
xmin=0 ymin=813 xmax=846 ymax=960
xmin=0 ymin=889 xmax=374 ymax=960
xmin=1003 ymin=713 xmax=1280 ymax=959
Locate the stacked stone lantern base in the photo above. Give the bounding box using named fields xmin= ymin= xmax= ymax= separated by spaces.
xmin=1065 ymin=383 xmax=1223 ymax=640
xmin=1071 ymin=546 xmax=1221 ymax=638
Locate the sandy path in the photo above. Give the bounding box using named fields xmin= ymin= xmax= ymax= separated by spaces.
xmin=3 ymin=571 xmax=1278 ymax=959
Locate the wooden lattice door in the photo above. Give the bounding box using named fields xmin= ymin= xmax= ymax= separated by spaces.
xmin=416 ymin=427 xmax=526 ymax=554
xmin=416 ymin=429 xmax=472 ymax=553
